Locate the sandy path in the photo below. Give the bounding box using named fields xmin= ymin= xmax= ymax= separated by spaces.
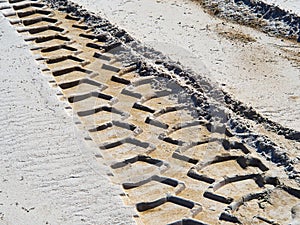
xmin=0 ymin=13 xmax=134 ymax=225
xmin=70 ymin=0 xmax=300 ymax=132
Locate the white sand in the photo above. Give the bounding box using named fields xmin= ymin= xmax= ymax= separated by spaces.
xmin=71 ymin=0 xmax=300 ymax=131
xmin=0 ymin=13 xmax=134 ymax=225
xmin=262 ymin=0 xmax=300 ymax=15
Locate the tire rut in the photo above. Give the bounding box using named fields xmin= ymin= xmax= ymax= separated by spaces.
xmin=1 ymin=1 xmax=299 ymax=224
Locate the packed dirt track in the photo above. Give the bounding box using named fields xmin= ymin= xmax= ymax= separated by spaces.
xmin=0 ymin=0 xmax=299 ymax=224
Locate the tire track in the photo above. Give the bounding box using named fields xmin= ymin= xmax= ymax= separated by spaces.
xmin=0 ymin=1 xmax=299 ymax=224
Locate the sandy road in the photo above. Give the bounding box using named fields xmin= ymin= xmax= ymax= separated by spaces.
xmin=0 ymin=0 xmax=299 ymax=224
